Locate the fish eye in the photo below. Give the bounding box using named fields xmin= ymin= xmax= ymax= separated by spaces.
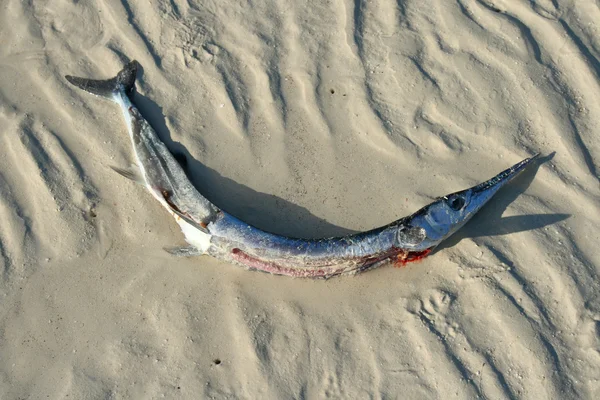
xmin=447 ymin=195 xmax=465 ymax=211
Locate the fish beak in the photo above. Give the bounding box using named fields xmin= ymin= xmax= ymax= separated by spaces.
xmin=400 ymin=153 xmax=541 ymax=252
xmin=466 ymin=153 xmax=540 ymax=214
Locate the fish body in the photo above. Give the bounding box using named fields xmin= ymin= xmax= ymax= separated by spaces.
xmin=67 ymin=62 xmax=216 ymax=254
xmin=66 ymin=61 xmax=538 ymax=278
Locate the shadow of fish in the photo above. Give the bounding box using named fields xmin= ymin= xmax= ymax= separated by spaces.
xmin=66 ymin=60 xmax=540 ymax=278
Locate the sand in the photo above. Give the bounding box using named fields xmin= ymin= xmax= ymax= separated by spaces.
xmin=1 ymin=0 xmax=599 ymax=398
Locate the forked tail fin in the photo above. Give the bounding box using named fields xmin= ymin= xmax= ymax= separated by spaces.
xmin=65 ymin=60 xmax=139 ymax=99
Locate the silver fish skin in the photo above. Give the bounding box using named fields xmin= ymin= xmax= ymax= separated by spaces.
xmin=206 ymin=155 xmax=538 ymax=278
xmin=66 ymin=61 xmax=539 ymax=278
xmin=66 ymin=61 xmax=218 ymax=253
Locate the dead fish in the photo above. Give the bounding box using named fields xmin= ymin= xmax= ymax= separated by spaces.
xmin=66 ymin=60 xmax=539 ymax=278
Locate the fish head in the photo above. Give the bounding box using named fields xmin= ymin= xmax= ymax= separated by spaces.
xmin=396 ymin=154 xmax=539 ymax=251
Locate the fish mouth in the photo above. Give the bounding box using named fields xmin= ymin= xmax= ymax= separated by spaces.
xmin=467 ymin=153 xmax=540 ymax=212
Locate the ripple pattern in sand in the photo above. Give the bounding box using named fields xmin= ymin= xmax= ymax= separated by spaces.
xmin=0 ymin=0 xmax=599 ymax=399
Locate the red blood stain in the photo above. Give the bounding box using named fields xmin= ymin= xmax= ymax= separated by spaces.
xmin=394 ymin=248 xmax=432 ymax=268
xmin=231 ymin=246 xmax=433 ymax=277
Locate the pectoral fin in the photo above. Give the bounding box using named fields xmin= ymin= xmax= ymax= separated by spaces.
xmin=164 ymin=245 xmax=203 ymax=257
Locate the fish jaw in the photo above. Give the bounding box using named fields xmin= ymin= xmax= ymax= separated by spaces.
xmin=400 ymin=154 xmax=539 ymax=251
xmin=465 ymin=153 xmax=539 ymax=211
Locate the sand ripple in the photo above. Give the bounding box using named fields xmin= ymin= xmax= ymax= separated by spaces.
xmin=0 ymin=0 xmax=598 ymax=398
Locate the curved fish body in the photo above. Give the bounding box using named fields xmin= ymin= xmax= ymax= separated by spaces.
xmin=66 ymin=61 xmax=218 ymax=253
xmin=66 ymin=61 xmax=539 ymax=278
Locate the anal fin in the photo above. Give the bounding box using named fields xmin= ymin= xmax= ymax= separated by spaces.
xmin=110 ymin=165 xmax=143 ymax=184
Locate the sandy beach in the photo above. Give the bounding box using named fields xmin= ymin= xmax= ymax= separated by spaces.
xmin=1 ymin=0 xmax=599 ymax=398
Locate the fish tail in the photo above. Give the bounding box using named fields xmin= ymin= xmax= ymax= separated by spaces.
xmin=65 ymin=60 xmax=139 ymax=99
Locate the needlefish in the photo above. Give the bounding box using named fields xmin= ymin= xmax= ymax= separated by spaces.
xmin=66 ymin=60 xmax=539 ymax=278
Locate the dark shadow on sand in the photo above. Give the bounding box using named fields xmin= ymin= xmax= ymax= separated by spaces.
xmin=131 ymin=65 xmax=567 ymax=243
xmin=132 ymin=87 xmax=357 ymax=238
xmin=433 ymin=152 xmax=569 ymax=254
